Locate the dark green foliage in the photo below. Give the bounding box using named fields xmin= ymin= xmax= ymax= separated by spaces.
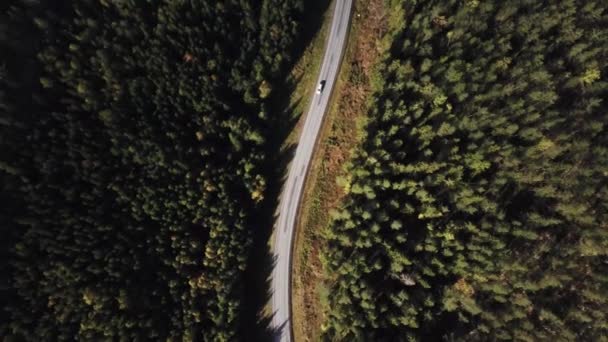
xmin=324 ymin=0 xmax=608 ymax=340
xmin=0 ymin=0 xmax=302 ymax=340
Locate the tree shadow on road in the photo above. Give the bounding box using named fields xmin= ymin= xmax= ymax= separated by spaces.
xmin=239 ymin=0 xmax=332 ymax=340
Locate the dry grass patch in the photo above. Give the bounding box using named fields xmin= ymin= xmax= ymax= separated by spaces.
xmin=292 ymin=0 xmax=389 ymax=341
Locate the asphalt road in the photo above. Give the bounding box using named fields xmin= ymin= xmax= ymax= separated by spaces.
xmin=270 ymin=0 xmax=353 ymax=341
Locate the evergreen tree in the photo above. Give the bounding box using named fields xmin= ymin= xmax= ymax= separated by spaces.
xmin=323 ymin=0 xmax=608 ymax=340
xmin=0 ymin=0 xmax=303 ymax=340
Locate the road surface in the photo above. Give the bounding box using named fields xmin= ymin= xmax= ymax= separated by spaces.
xmin=271 ymin=0 xmax=353 ymax=341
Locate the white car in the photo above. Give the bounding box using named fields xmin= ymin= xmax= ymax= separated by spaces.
xmin=316 ymin=80 xmax=326 ymax=94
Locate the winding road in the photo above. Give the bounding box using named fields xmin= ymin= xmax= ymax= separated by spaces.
xmin=271 ymin=0 xmax=354 ymax=341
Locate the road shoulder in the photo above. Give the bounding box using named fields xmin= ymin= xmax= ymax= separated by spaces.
xmin=291 ymin=0 xmax=391 ymax=340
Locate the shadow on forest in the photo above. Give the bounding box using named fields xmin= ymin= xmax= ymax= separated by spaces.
xmin=239 ymin=0 xmax=331 ymax=340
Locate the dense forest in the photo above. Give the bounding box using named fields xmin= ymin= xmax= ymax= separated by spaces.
xmin=0 ymin=0 xmax=302 ymax=340
xmin=324 ymin=0 xmax=607 ymax=340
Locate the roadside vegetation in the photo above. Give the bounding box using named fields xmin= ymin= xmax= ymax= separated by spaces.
xmin=292 ymin=0 xmax=392 ymax=340
xmin=0 ymin=0 xmax=304 ymax=340
xmin=323 ymin=0 xmax=608 ymax=340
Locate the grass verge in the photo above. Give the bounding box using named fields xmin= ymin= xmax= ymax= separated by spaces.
xmin=291 ymin=0 xmax=391 ymax=340
xmin=239 ymin=1 xmax=332 ymax=340
xmin=279 ymin=1 xmax=335 ymax=151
